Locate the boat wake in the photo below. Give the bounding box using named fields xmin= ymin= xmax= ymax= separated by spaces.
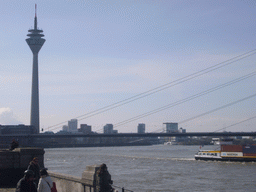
xmin=108 ymin=154 xmax=195 ymax=161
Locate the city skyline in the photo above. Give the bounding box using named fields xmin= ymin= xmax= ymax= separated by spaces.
xmin=0 ymin=1 xmax=256 ymax=133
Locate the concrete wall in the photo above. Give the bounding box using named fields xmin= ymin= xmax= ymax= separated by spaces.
xmin=0 ymin=148 xmax=44 ymax=187
xmin=0 ymin=148 xmax=45 ymax=169
xmin=48 ymin=164 xmax=100 ymax=192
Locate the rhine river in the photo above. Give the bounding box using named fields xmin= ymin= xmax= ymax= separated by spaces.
xmin=44 ymin=145 xmax=256 ymax=192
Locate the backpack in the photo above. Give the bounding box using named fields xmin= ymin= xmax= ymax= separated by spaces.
xmin=46 ymin=181 xmax=57 ymax=192
xmin=51 ymin=182 xmax=57 ymax=192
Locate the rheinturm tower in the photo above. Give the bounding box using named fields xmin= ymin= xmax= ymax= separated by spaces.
xmin=26 ymin=5 xmax=45 ymax=134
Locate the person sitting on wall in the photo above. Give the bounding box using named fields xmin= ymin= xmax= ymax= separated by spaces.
xmin=38 ymin=168 xmax=54 ymax=192
xmin=28 ymin=157 xmax=41 ymax=187
xmin=10 ymin=138 xmax=19 ymax=150
xmin=16 ymin=170 xmax=37 ymax=192
xmin=96 ymin=164 xmax=114 ymax=192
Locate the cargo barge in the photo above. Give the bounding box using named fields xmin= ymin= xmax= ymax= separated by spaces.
xmin=195 ymin=144 xmax=256 ymax=162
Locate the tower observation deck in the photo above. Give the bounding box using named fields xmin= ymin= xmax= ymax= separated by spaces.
xmin=26 ymin=5 xmax=45 ymax=134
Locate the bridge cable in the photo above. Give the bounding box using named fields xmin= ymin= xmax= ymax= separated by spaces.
xmin=113 ymin=73 xmax=256 ymax=127
xmin=47 ymin=70 xmax=255 ymax=131
xmin=179 ymin=94 xmax=256 ymax=124
xmin=114 ymin=93 xmax=256 ymax=128
xmin=213 ymin=116 xmax=256 ymax=132
xmin=46 ymin=49 xmax=256 ymax=131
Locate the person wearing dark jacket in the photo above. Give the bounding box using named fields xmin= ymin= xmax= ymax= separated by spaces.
xmin=10 ymin=138 xmax=19 ymax=150
xmin=28 ymin=157 xmax=41 ymax=186
xmin=96 ymin=164 xmax=114 ymax=192
xmin=16 ymin=170 xmax=37 ymax=192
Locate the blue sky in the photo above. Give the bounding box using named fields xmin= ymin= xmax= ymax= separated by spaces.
xmin=0 ymin=0 xmax=256 ymax=133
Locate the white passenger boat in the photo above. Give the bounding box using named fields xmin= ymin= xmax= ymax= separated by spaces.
xmin=195 ymin=149 xmax=222 ymax=161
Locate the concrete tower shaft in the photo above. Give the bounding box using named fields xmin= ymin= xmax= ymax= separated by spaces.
xmin=26 ymin=5 xmax=45 ymax=134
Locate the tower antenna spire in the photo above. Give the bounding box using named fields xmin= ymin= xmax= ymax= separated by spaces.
xmin=34 ymin=4 xmax=37 ymax=30
xmin=35 ymin=4 xmax=37 ymax=17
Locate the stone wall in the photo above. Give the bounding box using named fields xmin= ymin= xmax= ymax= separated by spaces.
xmin=0 ymin=148 xmax=44 ymax=187
xmin=48 ymin=164 xmax=100 ymax=192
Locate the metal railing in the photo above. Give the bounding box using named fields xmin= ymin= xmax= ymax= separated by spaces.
xmin=49 ymin=170 xmax=134 ymax=192
xmin=80 ymin=178 xmax=133 ymax=192
xmin=112 ymin=184 xmax=134 ymax=192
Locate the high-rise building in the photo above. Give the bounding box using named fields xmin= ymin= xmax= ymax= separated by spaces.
xmin=68 ymin=119 xmax=78 ymax=132
xmin=26 ymin=5 xmax=45 ymax=134
xmin=62 ymin=125 xmax=69 ymax=132
xmin=179 ymin=127 xmax=186 ymax=133
xmin=164 ymin=122 xmax=178 ymax=133
xmin=79 ymin=124 xmax=92 ymax=134
xmin=103 ymin=124 xmax=113 ymax=134
xmin=137 ymin=123 xmax=145 ymax=134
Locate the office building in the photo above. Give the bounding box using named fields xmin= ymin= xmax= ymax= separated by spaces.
xmin=68 ymin=119 xmax=78 ymax=132
xmin=103 ymin=124 xmax=113 ymax=134
xmin=0 ymin=125 xmax=35 ymax=135
xmin=137 ymin=123 xmax=145 ymax=134
xmin=79 ymin=124 xmax=92 ymax=134
xmin=62 ymin=125 xmax=69 ymax=132
xmin=164 ymin=122 xmax=178 ymax=133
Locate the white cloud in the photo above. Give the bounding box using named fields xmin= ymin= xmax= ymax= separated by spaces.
xmin=0 ymin=107 xmax=23 ymax=125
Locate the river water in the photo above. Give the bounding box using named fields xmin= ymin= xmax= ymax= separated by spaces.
xmin=44 ymin=145 xmax=256 ymax=192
